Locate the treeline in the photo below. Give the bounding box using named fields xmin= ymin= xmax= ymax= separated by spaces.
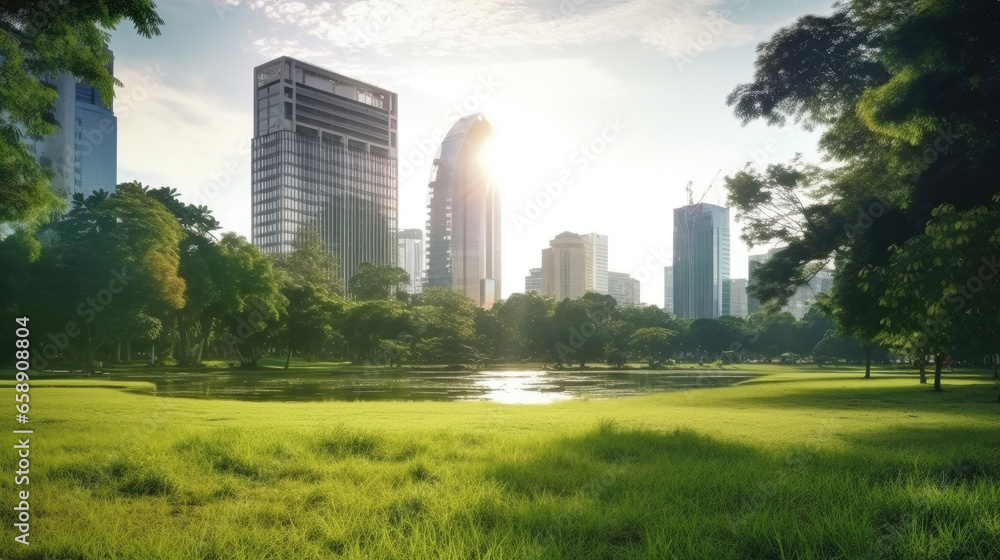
xmin=1 ymin=182 xmax=890 ymax=370
xmin=4 ymin=183 xmax=997 ymax=372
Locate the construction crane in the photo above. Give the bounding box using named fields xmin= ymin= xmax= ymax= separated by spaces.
xmin=685 ymin=169 xmax=722 ymax=206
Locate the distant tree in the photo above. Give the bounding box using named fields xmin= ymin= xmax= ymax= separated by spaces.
xmin=492 ymin=292 xmax=555 ymax=361
xmin=273 ymin=226 xmax=345 ymax=367
xmin=551 ymin=294 xmax=616 ymax=367
xmin=341 ymin=300 xmax=413 ymax=364
xmin=348 ymin=262 xmax=409 ymax=301
xmin=410 ymin=288 xmax=477 ymax=363
xmin=602 ymin=318 xmax=632 ymax=369
xmin=274 ymin=224 xmax=342 ymax=297
xmin=630 ymin=327 xmax=676 ymax=368
xmin=209 ymin=234 xmax=285 ymax=367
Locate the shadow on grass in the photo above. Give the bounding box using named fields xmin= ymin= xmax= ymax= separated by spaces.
xmin=485 ymin=421 xmax=1000 ymax=559
xmin=725 ymin=380 xmax=1000 ymax=416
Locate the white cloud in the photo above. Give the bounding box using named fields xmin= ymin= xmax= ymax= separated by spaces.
xmin=231 ymin=0 xmax=752 ymax=60
xmin=114 ymin=65 xmax=253 ymax=237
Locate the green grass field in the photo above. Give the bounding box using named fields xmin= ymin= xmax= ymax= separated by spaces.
xmin=1 ymin=365 xmax=998 ymax=559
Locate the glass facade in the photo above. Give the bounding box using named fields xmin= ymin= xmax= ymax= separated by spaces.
xmin=608 ymin=271 xmax=640 ymax=307
xmin=673 ymin=203 xmax=730 ymax=318
xmin=26 ymin=63 xmax=117 ymax=204
xmin=425 ymin=114 xmax=501 ymax=308
xmin=251 ymin=57 xmax=398 ymax=286
xmin=397 ymin=228 xmax=424 ymax=294
xmin=74 ymin=83 xmax=117 ymax=197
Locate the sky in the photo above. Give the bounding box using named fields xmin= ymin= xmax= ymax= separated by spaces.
xmin=108 ymin=0 xmax=835 ymax=306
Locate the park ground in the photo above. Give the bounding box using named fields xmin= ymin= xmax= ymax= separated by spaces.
xmin=1 ymin=364 xmax=998 ymax=559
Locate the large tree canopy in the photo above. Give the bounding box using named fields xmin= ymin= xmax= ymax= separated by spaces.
xmin=725 ymin=0 xmax=1000 ymax=386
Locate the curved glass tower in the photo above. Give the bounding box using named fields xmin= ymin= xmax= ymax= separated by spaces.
xmin=425 ymin=114 xmax=501 ymax=308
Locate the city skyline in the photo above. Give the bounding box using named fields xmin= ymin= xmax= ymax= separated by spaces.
xmin=106 ymin=0 xmax=831 ymax=307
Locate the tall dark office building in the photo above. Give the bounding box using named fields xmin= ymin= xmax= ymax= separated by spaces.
xmin=425 ymin=114 xmax=501 ymax=308
xmin=673 ymin=203 xmax=730 ymax=318
xmin=251 ymin=57 xmax=398 ymax=286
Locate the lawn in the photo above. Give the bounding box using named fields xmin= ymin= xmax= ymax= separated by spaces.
xmin=1 ymin=365 xmax=998 ymax=559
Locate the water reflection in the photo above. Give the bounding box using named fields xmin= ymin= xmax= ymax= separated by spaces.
xmin=118 ymin=370 xmax=756 ymax=404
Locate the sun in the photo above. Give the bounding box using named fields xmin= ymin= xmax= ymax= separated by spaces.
xmin=479 ymin=134 xmax=506 ymax=186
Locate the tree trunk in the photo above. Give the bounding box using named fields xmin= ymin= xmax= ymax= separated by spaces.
xmin=125 ymin=339 xmax=132 ymax=363
xmin=864 ymin=345 xmax=871 ymax=378
xmin=933 ymin=354 xmax=943 ymax=392
xmin=115 ymin=340 xmax=122 ymax=363
xmin=194 ymin=318 xmax=211 ymax=365
xmin=285 ymin=346 xmax=292 ymax=369
xmin=918 ymin=358 xmax=927 ymax=384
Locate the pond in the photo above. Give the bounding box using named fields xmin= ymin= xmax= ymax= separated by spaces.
xmin=117 ymin=369 xmax=757 ymax=404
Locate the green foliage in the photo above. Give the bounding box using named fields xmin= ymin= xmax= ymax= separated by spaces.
xmin=348 ymin=262 xmax=409 ymax=301
xmin=341 ymin=300 xmax=413 ymax=364
xmin=274 ymin=224 xmax=342 ymax=297
xmin=0 ymin=0 xmax=163 ymax=228
xmin=629 ymin=327 xmax=675 ymax=368
xmin=726 ymin=0 xmax=1000 ymax=380
xmin=42 ymin=183 xmax=186 ymax=363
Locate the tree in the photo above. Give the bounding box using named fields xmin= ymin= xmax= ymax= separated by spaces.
xmin=273 ymin=226 xmax=344 ymax=367
xmin=410 ymin=287 xmax=478 ymax=363
xmin=630 ymin=327 xmax=676 ymax=368
xmin=725 ymin=0 xmax=1000 ymax=389
xmin=348 ymin=262 xmax=409 ymax=301
xmin=209 ymin=234 xmax=285 ymax=367
xmin=274 ymin=224 xmax=342 ymax=297
xmin=47 ymin=182 xmax=186 ymax=365
xmin=550 ymin=294 xmax=616 ymax=367
xmin=0 ymin=0 xmax=163 ymax=228
xmin=872 ymin=198 xmax=1000 ymax=391
xmin=340 ymin=300 xmax=413 ymax=364
xmin=492 ymin=292 xmax=554 ymax=361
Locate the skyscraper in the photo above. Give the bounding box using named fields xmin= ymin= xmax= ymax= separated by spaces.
xmin=26 ymin=60 xmax=118 ymax=203
xmin=747 ymin=248 xmax=834 ymax=318
xmin=608 ymin=271 xmax=640 ymax=307
xmin=524 ymin=268 xmax=542 ymax=293
xmin=582 ymin=233 xmax=609 ymax=295
xmin=729 ymin=278 xmax=749 ymax=317
xmin=541 ymin=232 xmax=588 ymax=301
xmin=673 ymin=203 xmax=730 ymax=318
xmin=397 ymin=228 xmax=424 ymax=294
xmin=250 ymin=56 xmax=398 ymax=287
xmin=747 ymin=252 xmax=769 ymax=315
xmin=425 ymin=114 xmax=501 ymax=308
xmin=663 ymin=266 xmax=674 ymax=314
